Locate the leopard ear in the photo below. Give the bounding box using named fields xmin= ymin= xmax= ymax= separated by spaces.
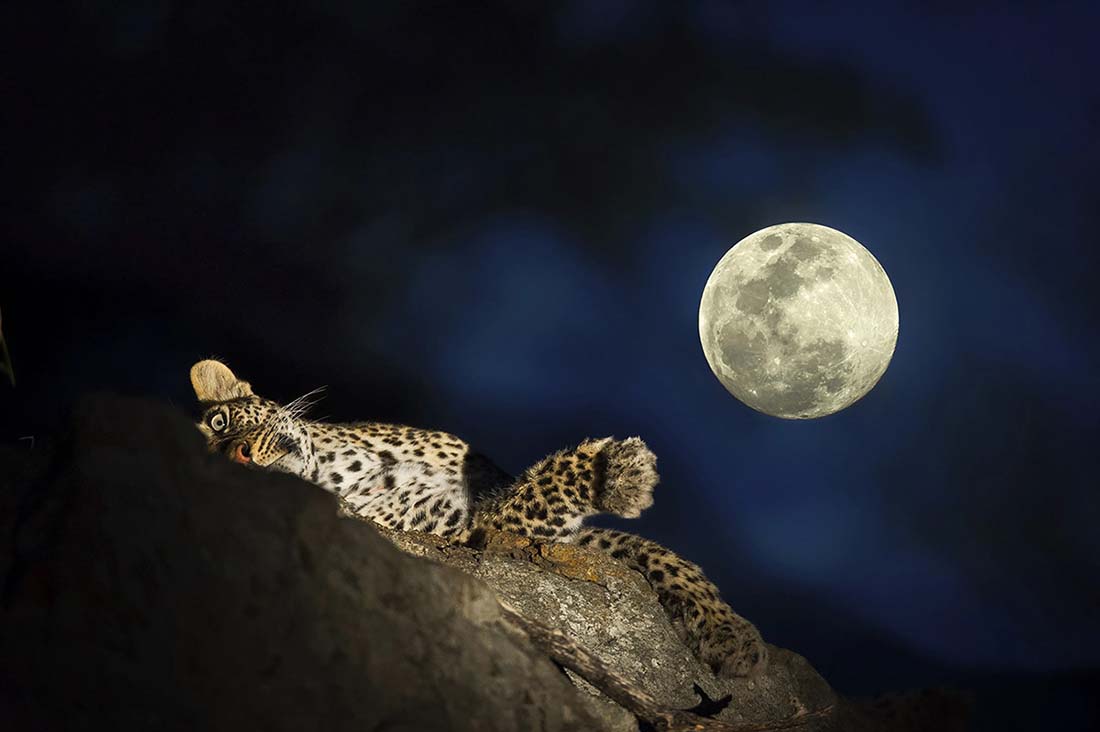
xmin=190 ymin=360 xmax=254 ymax=402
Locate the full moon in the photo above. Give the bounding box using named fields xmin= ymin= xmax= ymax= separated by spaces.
xmin=699 ymin=223 xmax=899 ymax=419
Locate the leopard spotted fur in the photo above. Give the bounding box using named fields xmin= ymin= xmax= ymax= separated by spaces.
xmin=190 ymin=359 xmax=767 ymax=677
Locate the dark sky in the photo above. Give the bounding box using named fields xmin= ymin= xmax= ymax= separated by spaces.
xmin=4 ymin=2 xmax=1099 ymax=729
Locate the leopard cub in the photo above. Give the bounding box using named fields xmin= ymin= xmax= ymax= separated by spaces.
xmin=191 ymin=359 xmax=767 ymax=678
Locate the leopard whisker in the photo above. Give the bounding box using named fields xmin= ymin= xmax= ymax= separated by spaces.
xmin=273 ymin=387 xmax=327 ymax=425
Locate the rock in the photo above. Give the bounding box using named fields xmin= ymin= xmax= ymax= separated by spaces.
xmin=0 ymin=396 xmax=598 ymax=732
xmin=384 ymin=528 xmax=840 ymax=730
xmin=0 ymin=395 xmax=968 ymax=732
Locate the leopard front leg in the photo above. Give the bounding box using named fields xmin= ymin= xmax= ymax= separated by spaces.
xmin=574 ymin=527 xmax=768 ymax=678
xmin=471 ymin=437 xmax=657 ymax=541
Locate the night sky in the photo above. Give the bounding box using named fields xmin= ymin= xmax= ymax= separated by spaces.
xmin=4 ymin=2 xmax=1099 ymax=729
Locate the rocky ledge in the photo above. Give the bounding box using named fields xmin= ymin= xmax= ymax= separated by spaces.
xmin=0 ymin=396 xmax=967 ymax=731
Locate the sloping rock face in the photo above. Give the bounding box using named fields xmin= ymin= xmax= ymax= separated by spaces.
xmin=0 ymin=396 xmax=964 ymax=732
xmin=0 ymin=396 xmax=596 ymax=732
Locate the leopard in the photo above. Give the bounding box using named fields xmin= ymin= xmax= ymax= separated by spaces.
xmin=189 ymin=358 xmax=768 ymax=678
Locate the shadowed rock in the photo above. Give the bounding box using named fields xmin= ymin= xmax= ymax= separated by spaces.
xmin=0 ymin=396 xmax=967 ymax=732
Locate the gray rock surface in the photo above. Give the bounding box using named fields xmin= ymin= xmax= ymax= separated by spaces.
xmin=0 ymin=395 xmax=967 ymax=732
xmin=384 ymin=527 xmax=840 ymax=731
xmin=0 ymin=396 xmax=596 ymax=731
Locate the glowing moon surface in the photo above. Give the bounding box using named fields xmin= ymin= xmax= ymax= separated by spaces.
xmin=699 ymin=223 xmax=899 ymax=419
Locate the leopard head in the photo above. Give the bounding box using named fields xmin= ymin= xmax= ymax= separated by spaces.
xmin=190 ymin=359 xmax=318 ymax=479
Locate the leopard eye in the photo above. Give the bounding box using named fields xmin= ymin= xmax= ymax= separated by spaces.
xmin=209 ymin=412 xmax=228 ymax=432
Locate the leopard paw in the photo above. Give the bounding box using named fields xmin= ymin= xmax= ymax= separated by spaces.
xmin=597 ymin=436 xmax=658 ymax=518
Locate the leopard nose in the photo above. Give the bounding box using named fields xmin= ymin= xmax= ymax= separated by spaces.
xmin=231 ymin=440 xmax=252 ymax=464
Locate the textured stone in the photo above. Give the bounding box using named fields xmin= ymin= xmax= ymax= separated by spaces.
xmin=0 ymin=395 xmax=966 ymax=732
xmin=385 ymin=527 xmax=839 ymax=729
xmin=0 ymin=396 xmax=597 ymax=732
